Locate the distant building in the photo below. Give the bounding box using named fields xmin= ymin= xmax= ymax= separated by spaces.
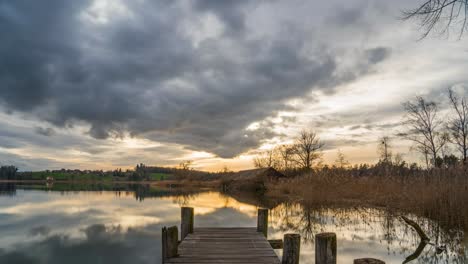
xmin=229 ymin=167 xmax=287 ymax=181
xmin=46 ymin=176 xmax=54 ymax=182
xmin=221 ymin=167 xmax=288 ymax=193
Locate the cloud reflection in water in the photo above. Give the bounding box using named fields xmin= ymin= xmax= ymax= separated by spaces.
xmin=0 ymin=186 xmax=466 ymax=263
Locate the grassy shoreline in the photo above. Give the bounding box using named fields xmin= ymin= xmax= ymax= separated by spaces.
xmin=0 ymin=179 xmax=221 ymax=189
xmin=265 ymin=170 xmax=468 ymax=233
xmin=3 ymin=169 xmax=467 ymax=234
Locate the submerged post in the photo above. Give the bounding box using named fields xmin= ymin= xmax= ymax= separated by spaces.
xmin=315 ymin=232 xmax=337 ymax=264
xmin=282 ymin=233 xmax=301 ymax=264
xmin=257 ymin=208 xmax=268 ymax=238
xmin=354 ymin=259 xmax=385 ymax=264
xmin=181 ymin=207 xmax=194 ymax=240
xmin=162 ymin=226 xmax=178 ymax=263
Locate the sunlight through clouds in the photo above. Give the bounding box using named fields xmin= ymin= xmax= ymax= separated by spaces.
xmin=0 ymin=0 xmax=467 ymax=170
xmin=81 ymin=0 xmax=133 ymax=24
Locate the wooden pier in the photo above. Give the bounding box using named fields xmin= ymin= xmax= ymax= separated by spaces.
xmin=162 ymin=207 xmax=386 ymax=264
xmin=166 ymin=227 xmax=280 ymax=264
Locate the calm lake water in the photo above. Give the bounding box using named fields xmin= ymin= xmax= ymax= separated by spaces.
xmin=0 ymin=183 xmax=466 ymax=264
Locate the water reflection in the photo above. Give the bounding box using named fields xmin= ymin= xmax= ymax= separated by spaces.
xmin=0 ymin=183 xmax=16 ymax=196
xmin=2 ymin=223 xmax=164 ymax=264
xmin=268 ymin=203 xmax=467 ymax=263
xmin=0 ymin=183 xmax=466 ymax=263
xmin=0 ymin=182 xmax=204 ymax=202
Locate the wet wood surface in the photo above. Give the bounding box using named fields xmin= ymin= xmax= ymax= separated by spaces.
xmin=165 ymin=227 xmax=280 ymax=264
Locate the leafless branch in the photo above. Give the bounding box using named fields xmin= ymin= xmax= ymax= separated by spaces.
xmin=402 ymin=96 xmax=447 ymax=167
xmin=447 ymin=87 xmax=468 ymax=163
xmin=403 ymin=0 xmax=468 ymax=39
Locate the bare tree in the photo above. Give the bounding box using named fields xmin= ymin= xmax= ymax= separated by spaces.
xmin=413 ymin=144 xmax=431 ymax=169
xmin=394 ymin=153 xmax=406 ymax=166
xmin=293 ymin=130 xmax=324 ymax=170
xmin=403 ymin=0 xmax=468 ymax=39
xmin=179 ymin=160 xmax=193 ymax=170
xmin=447 ymin=87 xmax=468 ymax=163
xmin=277 ymin=144 xmax=295 ymax=170
xmin=334 ymin=149 xmax=349 ymax=168
xmin=403 ymin=96 xmax=448 ymax=167
xmin=253 ymin=149 xmax=280 ymax=169
xmin=221 ymin=165 xmax=232 ymax=173
xmin=378 ymin=136 xmax=393 ymax=164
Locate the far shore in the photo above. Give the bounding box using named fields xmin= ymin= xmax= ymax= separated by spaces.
xmin=0 ymin=179 xmax=221 ymax=188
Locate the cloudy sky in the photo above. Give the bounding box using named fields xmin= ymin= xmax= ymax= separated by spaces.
xmin=1 ymin=0 xmax=467 ymax=171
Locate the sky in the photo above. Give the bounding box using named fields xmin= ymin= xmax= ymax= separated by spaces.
xmin=0 ymin=0 xmax=468 ymax=171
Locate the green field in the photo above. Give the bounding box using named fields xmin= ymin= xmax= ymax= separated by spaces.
xmin=148 ymin=173 xmax=172 ymax=181
xmin=30 ymin=172 xmax=114 ymax=181
xmin=26 ymin=171 xmax=173 ymax=181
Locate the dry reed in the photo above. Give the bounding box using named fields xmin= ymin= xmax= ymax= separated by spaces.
xmin=267 ymin=166 xmax=468 ymax=232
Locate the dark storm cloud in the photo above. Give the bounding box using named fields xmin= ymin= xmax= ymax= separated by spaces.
xmin=0 ymin=0 xmax=391 ymax=158
xmin=192 ymin=0 xmax=254 ymax=34
xmin=29 ymin=226 xmax=51 ymax=237
xmin=0 ymin=121 xmax=95 ymax=152
xmin=330 ymin=6 xmax=365 ymax=27
xmin=34 ymin=127 xmax=55 ymax=137
xmin=366 ymin=47 xmax=391 ymax=64
xmin=327 ymin=1 xmax=388 ymax=29
xmin=0 ymin=151 xmax=72 ymax=170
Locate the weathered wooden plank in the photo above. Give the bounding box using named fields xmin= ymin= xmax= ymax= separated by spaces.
xmin=166 ymin=257 xmax=280 ymax=262
xmin=167 ymin=258 xmax=280 ymax=262
xmin=180 ymin=243 xmax=273 ymax=247
xmin=167 ymin=227 xmax=280 ymax=264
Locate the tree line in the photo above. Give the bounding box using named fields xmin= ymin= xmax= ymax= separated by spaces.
xmin=0 ymin=166 xmax=18 ymax=180
xmin=254 ymin=88 xmax=467 ymax=172
xmin=253 ymin=130 xmax=324 ymax=172
xmin=402 ymin=88 xmax=467 ymax=168
xmin=0 ymin=163 xmax=215 ymax=181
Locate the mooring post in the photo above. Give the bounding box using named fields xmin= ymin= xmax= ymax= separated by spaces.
xmin=315 ymin=232 xmax=337 ymax=264
xmin=354 ymin=258 xmax=386 ymax=264
xmin=257 ymin=208 xmax=268 ymax=238
xmin=181 ymin=207 xmax=194 ymax=240
xmin=282 ymin=233 xmax=301 ymax=264
xmin=162 ymin=226 xmax=178 ymax=263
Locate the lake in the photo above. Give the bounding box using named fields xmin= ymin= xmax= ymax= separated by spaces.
xmin=0 ymin=183 xmax=466 ymax=263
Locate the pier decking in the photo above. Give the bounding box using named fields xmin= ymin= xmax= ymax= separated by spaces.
xmin=165 ymin=227 xmax=280 ymax=264
xmin=162 ymin=207 xmax=386 ymax=264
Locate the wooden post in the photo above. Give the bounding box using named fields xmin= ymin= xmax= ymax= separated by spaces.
xmin=315 ymin=232 xmax=337 ymax=264
xmin=354 ymin=259 xmax=385 ymax=264
xmin=282 ymin=233 xmax=301 ymax=264
xmin=268 ymin=239 xmax=284 ymax=249
xmin=181 ymin=207 xmax=194 ymax=240
xmin=257 ymin=208 xmax=268 ymax=238
xmin=162 ymin=226 xmax=178 ymax=263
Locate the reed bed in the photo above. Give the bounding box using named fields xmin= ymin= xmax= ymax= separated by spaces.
xmin=267 ymin=166 xmax=468 ymax=232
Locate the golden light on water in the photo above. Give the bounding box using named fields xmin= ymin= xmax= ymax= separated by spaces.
xmin=163 ymin=192 xmax=259 ymax=217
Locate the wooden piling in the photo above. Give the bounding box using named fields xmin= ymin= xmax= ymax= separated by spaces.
xmin=181 ymin=207 xmax=194 ymax=240
xmin=257 ymin=208 xmax=268 ymax=238
xmin=354 ymin=258 xmax=386 ymax=264
xmin=162 ymin=226 xmax=178 ymax=263
xmin=268 ymin=239 xmax=284 ymax=249
xmin=315 ymin=232 xmax=337 ymax=264
xmin=282 ymin=233 xmax=301 ymax=264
